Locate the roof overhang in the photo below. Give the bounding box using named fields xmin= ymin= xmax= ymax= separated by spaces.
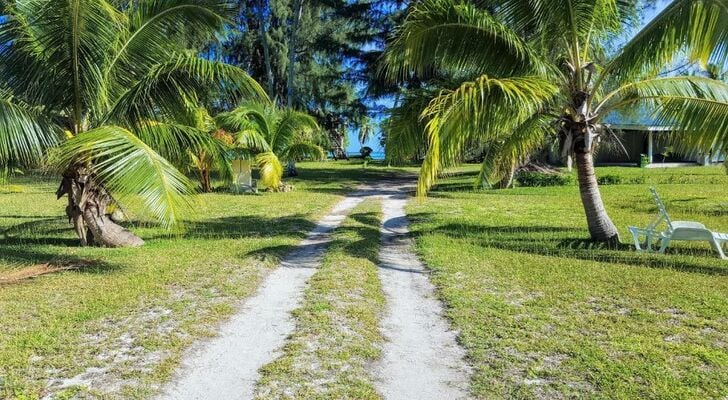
xmin=606 ymin=124 xmax=673 ymax=132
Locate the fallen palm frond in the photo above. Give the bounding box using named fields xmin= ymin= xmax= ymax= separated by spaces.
xmin=0 ymin=259 xmax=97 ymax=285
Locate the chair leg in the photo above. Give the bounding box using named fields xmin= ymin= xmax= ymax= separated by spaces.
xmin=629 ymin=228 xmax=643 ymax=251
xmin=658 ymin=237 xmax=670 ymax=254
xmin=646 ymin=233 xmax=656 ymax=251
xmin=710 ymin=239 xmax=727 ymax=260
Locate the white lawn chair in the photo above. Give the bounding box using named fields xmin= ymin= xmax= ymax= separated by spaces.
xmin=629 ymin=187 xmax=728 ymax=260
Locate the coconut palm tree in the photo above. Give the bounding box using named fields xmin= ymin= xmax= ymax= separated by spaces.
xmin=384 ymin=0 xmax=728 ymax=243
xmin=0 ymin=0 xmax=265 ymax=247
xmin=215 ymin=103 xmax=327 ymax=190
xmin=186 ymin=108 xmax=236 ymax=193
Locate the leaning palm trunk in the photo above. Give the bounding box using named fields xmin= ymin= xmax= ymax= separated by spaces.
xmin=496 ymin=166 xmax=515 ymax=189
xmin=574 ymin=150 xmax=620 ymax=243
xmin=495 ymin=168 xmax=516 ymax=189
xmin=196 ymin=151 xmax=213 ymax=193
xmin=57 ymin=166 xmax=144 ymax=248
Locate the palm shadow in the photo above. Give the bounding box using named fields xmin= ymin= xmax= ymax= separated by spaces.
xmin=419 ymin=220 xmax=728 ymax=276
xmin=288 ymin=166 xmax=417 ymax=195
xmin=0 ymin=247 xmax=120 ymax=275
xmin=148 ymin=214 xmax=318 ymax=241
xmin=0 ymin=216 xmax=80 ymax=247
xmin=242 ymin=210 xmax=383 ymax=268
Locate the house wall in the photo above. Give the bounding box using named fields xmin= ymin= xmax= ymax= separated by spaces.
xmin=594 ymin=129 xmax=712 ymax=165
xmin=594 ymin=130 xmax=645 ymax=164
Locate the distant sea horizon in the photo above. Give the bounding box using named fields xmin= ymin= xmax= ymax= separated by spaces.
xmin=345 ymin=151 xmax=385 ymax=160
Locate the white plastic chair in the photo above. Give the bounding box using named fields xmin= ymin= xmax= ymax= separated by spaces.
xmin=629 ymin=187 xmax=727 ymax=260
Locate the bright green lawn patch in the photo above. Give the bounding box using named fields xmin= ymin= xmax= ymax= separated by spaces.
xmin=0 ymin=161 xmax=393 ymax=399
xmin=408 ymin=165 xmax=728 ymax=399
xmin=256 ymin=200 xmax=385 ymax=400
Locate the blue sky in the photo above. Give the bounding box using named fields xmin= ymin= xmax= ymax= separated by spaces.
xmin=347 ymin=0 xmax=672 ymax=154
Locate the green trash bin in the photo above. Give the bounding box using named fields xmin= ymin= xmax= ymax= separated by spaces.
xmin=639 ymin=154 xmax=650 ymax=168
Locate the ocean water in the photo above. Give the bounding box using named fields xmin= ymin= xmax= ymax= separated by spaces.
xmin=347 ymin=151 xmax=385 ymax=160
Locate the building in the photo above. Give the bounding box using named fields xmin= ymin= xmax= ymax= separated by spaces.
xmin=598 ymin=111 xmax=724 ymax=167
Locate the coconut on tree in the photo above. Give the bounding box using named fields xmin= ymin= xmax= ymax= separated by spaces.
xmin=384 ymin=0 xmax=728 ymax=243
xmin=0 ymin=0 xmax=265 ymax=247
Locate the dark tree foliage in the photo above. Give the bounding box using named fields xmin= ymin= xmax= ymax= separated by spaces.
xmin=223 ymin=0 xmax=405 ymax=154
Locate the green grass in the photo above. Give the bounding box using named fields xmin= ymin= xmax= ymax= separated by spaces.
xmin=0 ymin=161 xmax=394 ymax=399
xmin=255 ymin=200 xmax=385 ymax=400
xmin=3 ymin=161 xmax=726 ymax=399
xmin=408 ymin=165 xmax=728 ymax=399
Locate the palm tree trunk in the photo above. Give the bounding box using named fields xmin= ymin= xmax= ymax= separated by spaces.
xmin=286 ymin=160 xmax=298 ymax=177
xmin=496 ymin=165 xmax=515 ymax=189
xmin=574 ymin=150 xmax=620 ymax=243
xmin=200 ymin=168 xmax=211 ymax=193
xmin=57 ymin=166 xmax=144 ymax=248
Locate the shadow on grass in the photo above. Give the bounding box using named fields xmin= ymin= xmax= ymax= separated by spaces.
xmin=0 ymin=217 xmax=79 ymax=247
xmin=242 ymin=210 xmax=382 ymax=268
xmin=0 ymin=216 xmax=122 ymax=274
xmin=338 ymin=210 xmax=381 ymax=265
xmin=0 ymin=213 xmax=319 ymax=272
xmin=0 ymin=247 xmax=120 ymax=275
xmin=180 ymin=214 xmax=316 ymax=241
xmin=418 ymin=220 xmax=728 ymax=276
xmin=289 ymin=165 xmax=416 ymax=194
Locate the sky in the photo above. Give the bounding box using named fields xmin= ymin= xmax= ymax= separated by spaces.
xmin=346 ymin=0 xmax=672 ymax=155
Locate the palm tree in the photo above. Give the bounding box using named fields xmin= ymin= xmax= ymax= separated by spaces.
xmin=0 ymin=0 xmax=265 ymax=247
xmin=384 ymin=0 xmax=728 ymax=243
xmin=187 ymin=108 xmax=235 ymax=193
xmin=215 ymin=103 xmax=327 ymax=190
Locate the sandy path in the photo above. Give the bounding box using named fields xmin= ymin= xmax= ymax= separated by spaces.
xmin=156 ymin=180 xmax=470 ymax=399
xmin=373 ymin=184 xmax=471 ymax=399
xmin=156 ymin=195 xmax=365 ymax=400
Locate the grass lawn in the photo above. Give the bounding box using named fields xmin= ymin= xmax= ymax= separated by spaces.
xmin=256 ymin=200 xmax=385 ymax=399
xmin=408 ymin=165 xmax=728 ymax=399
xmin=0 ymin=161 xmax=397 ymax=399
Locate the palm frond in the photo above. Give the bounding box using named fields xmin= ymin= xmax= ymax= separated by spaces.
xmin=0 ymin=98 xmax=60 ymax=165
xmin=0 ymin=0 xmax=123 ymax=123
xmin=107 ymin=54 xmax=267 ymax=127
xmin=598 ymin=76 xmax=728 ymax=156
xmin=476 ymin=114 xmax=554 ymax=188
xmin=603 ymin=0 xmax=728 ymax=86
xmin=417 ymin=74 xmax=558 ymax=196
xmin=383 ymin=88 xmax=439 ymax=164
xmin=52 ymin=126 xmax=195 ymax=229
xmin=273 ymin=109 xmax=321 ymax=153
xmin=132 ymin=120 xmax=224 ymax=167
xmin=381 ymin=0 xmax=550 ymax=82
xmin=655 ymin=97 xmax=728 ymax=156
xmin=496 ymin=0 xmax=633 ymax=52
xmin=107 ymin=0 xmax=236 ymax=89
xmin=215 ymin=103 xmax=271 ymax=138
xmin=256 ymin=151 xmax=283 ymax=189
xmin=282 ymin=142 xmax=326 ymax=161
xmin=235 ymin=128 xmax=272 ymax=152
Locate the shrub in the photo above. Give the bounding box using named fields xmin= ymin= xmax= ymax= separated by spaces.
xmin=597 ymin=174 xmax=623 ymax=185
xmin=360 ymin=146 xmax=373 ymax=158
xmin=515 ymin=171 xmax=573 ymax=187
